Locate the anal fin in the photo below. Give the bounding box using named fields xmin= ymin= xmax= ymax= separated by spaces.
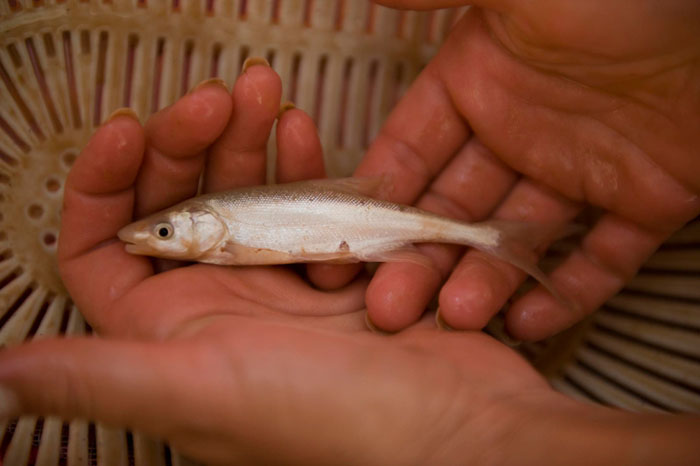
xmin=360 ymin=245 xmax=434 ymax=270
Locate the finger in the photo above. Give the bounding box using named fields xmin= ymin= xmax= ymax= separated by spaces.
xmin=134 ymin=80 xmax=232 ymax=217
xmin=57 ymin=112 xmax=153 ymax=323
xmin=355 ymin=61 xmax=469 ymax=204
xmin=274 ymin=105 xmax=364 ymax=289
xmin=275 ymin=105 xmax=325 ymax=183
xmin=505 ymin=214 xmax=668 ymax=341
xmin=0 ymin=336 xmax=249 ymax=466
xmin=366 ymin=139 xmax=517 ymax=331
xmin=204 ymin=59 xmax=281 ymax=191
xmin=309 ymin=49 xmax=468 ymax=293
xmin=437 ymin=179 xmax=581 ymax=330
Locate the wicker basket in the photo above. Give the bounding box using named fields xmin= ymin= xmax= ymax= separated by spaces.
xmin=0 ymin=1 xmax=698 ymax=465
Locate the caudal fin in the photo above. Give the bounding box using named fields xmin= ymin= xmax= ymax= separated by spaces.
xmin=473 ymin=220 xmax=580 ymax=311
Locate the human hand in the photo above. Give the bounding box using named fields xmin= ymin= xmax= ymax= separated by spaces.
xmin=1 ymin=56 xmax=699 ymax=466
xmin=0 ymin=60 xmax=574 ymax=464
xmin=336 ymin=0 xmax=700 ymax=339
xmin=55 ymin=60 xmax=366 ymax=340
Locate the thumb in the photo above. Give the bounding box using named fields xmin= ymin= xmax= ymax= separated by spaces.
xmin=0 ymin=337 xmax=221 ymax=435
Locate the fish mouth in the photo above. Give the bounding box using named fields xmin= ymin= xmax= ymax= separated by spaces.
xmin=122 ymin=242 xmax=152 ymax=255
xmin=117 ymin=223 xmax=151 ymax=255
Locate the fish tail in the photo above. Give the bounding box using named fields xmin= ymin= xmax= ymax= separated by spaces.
xmin=461 ymin=220 xmax=579 ymax=311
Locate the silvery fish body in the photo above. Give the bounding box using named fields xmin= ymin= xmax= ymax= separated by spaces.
xmin=118 ymin=178 xmax=558 ymax=296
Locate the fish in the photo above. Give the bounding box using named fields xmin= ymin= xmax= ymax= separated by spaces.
xmin=118 ymin=178 xmax=566 ymax=301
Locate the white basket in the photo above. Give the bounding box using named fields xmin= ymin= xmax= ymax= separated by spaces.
xmin=0 ymin=1 xmax=699 ymax=465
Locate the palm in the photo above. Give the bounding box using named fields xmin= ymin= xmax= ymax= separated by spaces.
xmin=101 ymin=264 xmax=366 ymax=338
xmin=0 ymin=60 xmax=554 ymax=465
xmin=354 ymin=0 xmax=700 ymax=339
xmin=3 ymin=289 xmax=545 ymax=465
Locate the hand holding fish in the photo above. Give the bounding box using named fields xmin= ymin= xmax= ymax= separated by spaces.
xmin=1 ymin=8 xmax=699 ymax=463
xmin=0 ymin=61 xmax=601 ymax=463
xmin=347 ymin=0 xmax=700 ymax=339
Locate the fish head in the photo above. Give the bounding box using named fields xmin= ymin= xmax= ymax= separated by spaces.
xmin=118 ymin=205 xmax=227 ymax=260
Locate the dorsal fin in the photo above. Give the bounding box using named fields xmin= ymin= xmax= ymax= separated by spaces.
xmin=304 ymin=176 xmax=387 ymax=198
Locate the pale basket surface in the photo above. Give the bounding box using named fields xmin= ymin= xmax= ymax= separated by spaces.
xmin=0 ymin=0 xmax=698 ymax=465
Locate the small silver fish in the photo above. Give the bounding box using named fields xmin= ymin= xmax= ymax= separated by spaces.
xmin=118 ymin=178 xmax=563 ymax=299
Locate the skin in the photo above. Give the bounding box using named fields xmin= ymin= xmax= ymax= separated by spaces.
xmin=0 ymin=61 xmax=699 ymax=465
xmin=0 ymin=2 xmax=698 ymax=464
xmin=308 ymin=0 xmax=700 ymax=339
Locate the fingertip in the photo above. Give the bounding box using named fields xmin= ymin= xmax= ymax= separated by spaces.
xmin=69 ymin=115 xmax=145 ymax=194
xmin=505 ymin=288 xmax=577 ymax=341
xmin=276 ymin=107 xmax=325 ymax=183
xmin=234 ymin=64 xmax=282 ymax=118
xmin=365 ymin=263 xmax=440 ymax=332
xmin=438 ymin=276 xmax=497 ymax=330
xmin=146 ymin=82 xmax=232 ymax=157
xmin=204 ymin=64 xmax=282 ymax=190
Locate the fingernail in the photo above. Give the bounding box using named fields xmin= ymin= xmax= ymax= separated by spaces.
xmin=0 ymin=386 xmax=19 ymax=420
xmin=365 ymin=312 xmax=390 ymax=335
xmin=277 ymin=101 xmax=296 ymax=119
xmin=191 ymin=77 xmax=228 ymax=94
xmin=242 ymin=56 xmax=270 ymax=73
xmin=104 ymin=107 xmax=139 ymax=125
xmin=435 ymin=308 xmax=454 ymax=331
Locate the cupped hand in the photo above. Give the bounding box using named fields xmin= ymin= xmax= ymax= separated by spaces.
xmin=0 ymin=63 xmax=557 ymax=464
xmin=1 ymin=55 xmax=698 ymax=466
xmin=56 ymin=61 xmax=366 ymax=340
xmin=336 ymin=0 xmax=700 ymax=339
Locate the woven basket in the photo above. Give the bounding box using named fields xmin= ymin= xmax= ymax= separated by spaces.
xmin=0 ymin=1 xmax=698 ymax=464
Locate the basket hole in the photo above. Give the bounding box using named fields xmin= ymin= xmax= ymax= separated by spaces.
xmin=289 ymin=53 xmax=301 ymax=102
xmin=271 ymin=0 xmax=280 ymax=23
xmin=28 ymin=204 xmax=45 ymax=219
xmin=7 ymin=43 xmax=22 ymax=67
xmin=266 ymin=49 xmax=276 ymax=68
xmin=80 ymin=30 xmax=91 ymax=55
xmin=238 ymin=45 xmax=250 ymax=73
xmin=43 ymin=33 xmax=56 ymax=57
xmin=63 ymin=30 xmax=83 ymax=129
xmin=62 ymin=151 xmax=77 ymax=168
xmin=210 ymin=43 xmax=222 ymax=77
xmin=46 ymin=177 xmax=61 ymax=193
xmin=0 ymin=149 xmax=18 ymax=167
xmin=334 ymin=0 xmax=345 ymax=30
xmin=43 ymin=232 xmax=57 ymax=247
xmin=313 ymin=55 xmax=328 ymax=123
xmin=152 ymin=38 xmax=166 ymax=112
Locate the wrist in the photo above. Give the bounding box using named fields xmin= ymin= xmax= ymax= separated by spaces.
xmin=492 ymin=392 xmax=700 ymax=465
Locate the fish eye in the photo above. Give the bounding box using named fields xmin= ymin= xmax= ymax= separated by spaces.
xmin=155 ymin=223 xmax=173 ymax=240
